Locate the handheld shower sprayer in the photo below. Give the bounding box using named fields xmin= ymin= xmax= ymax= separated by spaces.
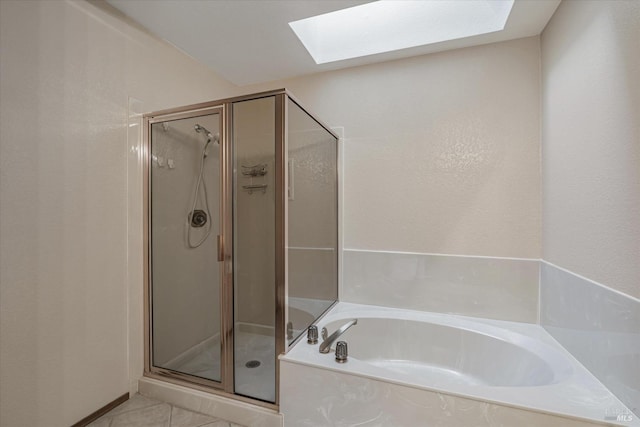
xmin=194 ymin=123 xmax=219 ymax=159
xmin=187 ymin=123 xmax=219 ymax=249
xmin=194 ymin=124 xmax=216 ymax=143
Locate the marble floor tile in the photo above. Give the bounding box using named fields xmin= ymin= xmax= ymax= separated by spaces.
xmin=88 ymin=394 xmax=246 ymax=427
xmin=200 ymin=422 xmax=243 ymax=427
xmin=101 ymin=394 xmax=164 ymax=418
xmin=169 ymin=406 xmax=218 ymax=427
xmin=110 ymin=403 xmax=171 ymax=427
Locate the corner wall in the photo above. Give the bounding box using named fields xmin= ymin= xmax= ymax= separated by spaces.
xmin=0 ymin=1 xmax=237 ymax=425
xmin=540 ymin=0 xmax=640 ymax=416
xmin=541 ymin=0 xmax=640 ymax=299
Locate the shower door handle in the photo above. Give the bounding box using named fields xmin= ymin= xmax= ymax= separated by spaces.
xmin=217 ymin=235 xmax=224 ymax=262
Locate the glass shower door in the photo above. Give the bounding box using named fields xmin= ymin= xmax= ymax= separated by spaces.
xmin=286 ymin=98 xmax=338 ymax=345
xmin=149 ymin=110 xmax=223 ymax=384
xmin=144 ymin=90 xmax=338 ymax=406
xmin=232 ymin=96 xmax=278 ymax=403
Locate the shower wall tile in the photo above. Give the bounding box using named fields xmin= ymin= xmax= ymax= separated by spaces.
xmin=540 ymin=262 xmax=640 ymax=417
xmin=151 ymin=115 xmax=222 ymax=366
xmin=280 ymin=360 xmax=602 ymax=427
xmin=343 ymin=250 xmax=539 ymax=322
xmin=288 ymin=248 xmax=337 ymax=301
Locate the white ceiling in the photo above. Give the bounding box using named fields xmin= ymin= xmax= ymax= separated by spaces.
xmin=106 ymin=0 xmax=560 ymax=86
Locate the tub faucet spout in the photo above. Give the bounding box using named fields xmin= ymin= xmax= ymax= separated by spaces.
xmin=319 ymin=319 xmax=357 ymax=354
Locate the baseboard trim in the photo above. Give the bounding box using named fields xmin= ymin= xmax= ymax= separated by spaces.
xmin=70 ymin=392 xmax=129 ymax=427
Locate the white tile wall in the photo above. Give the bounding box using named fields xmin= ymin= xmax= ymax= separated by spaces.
xmin=540 ymin=262 xmax=640 ymax=418
xmin=343 ymin=249 xmax=539 ymax=322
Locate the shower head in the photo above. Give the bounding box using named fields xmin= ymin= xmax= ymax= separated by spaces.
xmin=195 ymin=123 xmax=219 ymax=158
xmin=194 ymin=124 xmax=217 ymax=143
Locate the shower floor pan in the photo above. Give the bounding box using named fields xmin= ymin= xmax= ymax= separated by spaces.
xmin=165 ymin=327 xmax=276 ymax=403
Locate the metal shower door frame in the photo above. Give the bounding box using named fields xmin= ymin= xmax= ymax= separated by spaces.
xmin=142 ymin=90 xmax=287 ymax=410
xmin=143 ymin=105 xmax=237 ymax=396
xmin=142 ymin=89 xmax=338 ymax=410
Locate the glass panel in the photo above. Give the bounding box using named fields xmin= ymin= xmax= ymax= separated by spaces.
xmin=150 ymin=113 xmax=222 ymax=382
xmin=286 ymin=99 xmax=338 ymax=345
xmin=233 ymin=97 xmax=276 ymax=402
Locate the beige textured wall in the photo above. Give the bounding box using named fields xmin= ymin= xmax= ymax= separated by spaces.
xmin=541 ymin=0 xmax=640 ymax=298
xmin=8 ymin=0 xmax=630 ymax=424
xmin=0 ymin=1 xmax=236 ymax=425
xmin=249 ymin=37 xmax=542 ymax=259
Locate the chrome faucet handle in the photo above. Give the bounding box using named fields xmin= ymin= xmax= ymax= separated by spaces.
xmin=335 ymin=341 xmax=348 ymax=363
xmin=319 ymin=319 xmax=357 ymax=354
xmin=307 ymin=325 xmax=318 ymax=344
xmin=321 ymin=327 xmax=328 ymax=341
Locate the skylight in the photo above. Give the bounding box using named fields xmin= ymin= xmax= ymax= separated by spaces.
xmin=289 ymin=0 xmax=515 ymax=64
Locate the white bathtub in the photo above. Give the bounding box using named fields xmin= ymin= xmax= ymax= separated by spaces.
xmin=282 ymin=302 xmax=638 ymax=426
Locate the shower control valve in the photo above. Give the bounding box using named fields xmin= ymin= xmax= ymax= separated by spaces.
xmin=335 ymin=341 xmax=348 ymax=363
xmin=189 ymin=210 xmax=208 ymax=228
xmin=307 ymin=325 xmax=318 ymax=344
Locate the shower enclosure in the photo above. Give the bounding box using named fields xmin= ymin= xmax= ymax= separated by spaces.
xmin=143 ymin=90 xmax=338 ymax=407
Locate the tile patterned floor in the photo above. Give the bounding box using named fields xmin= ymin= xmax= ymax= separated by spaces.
xmin=88 ymin=394 xmax=245 ymax=427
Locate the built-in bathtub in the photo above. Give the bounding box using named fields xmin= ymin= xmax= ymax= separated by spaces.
xmin=281 ymin=302 xmax=638 ymax=426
